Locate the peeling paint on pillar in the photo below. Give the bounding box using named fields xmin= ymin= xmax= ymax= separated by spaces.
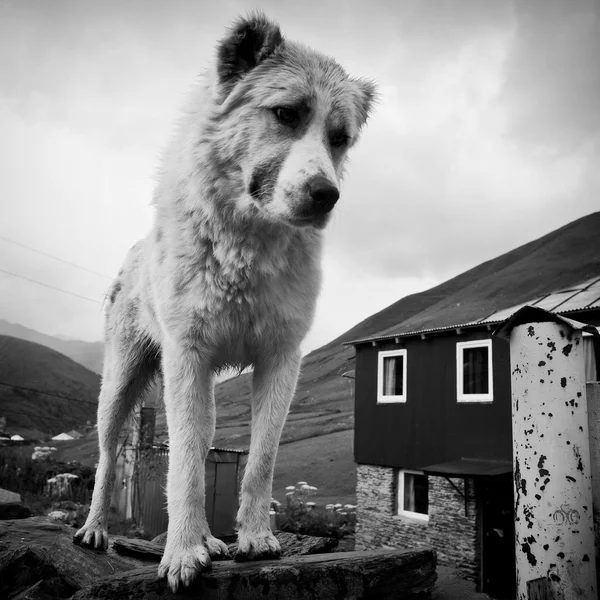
xmin=506 ymin=320 xmax=597 ymax=600
xmin=587 ymin=382 xmax=600 ymax=571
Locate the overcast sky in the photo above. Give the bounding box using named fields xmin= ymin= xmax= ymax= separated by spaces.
xmin=1 ymin=0 xmax=599 ymax=355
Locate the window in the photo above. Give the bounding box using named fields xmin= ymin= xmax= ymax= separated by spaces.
xmin=457 ymin=339 xmax=493 ymax=402
xmin=398 ymin=470 xmax=429 ymax=521
xmin=377 ymin=349 xmax=407 ymax=403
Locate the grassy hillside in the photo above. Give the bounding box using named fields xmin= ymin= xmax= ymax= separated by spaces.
xmin=0 ymin=321 xmax=104 ymax=374
xmin=0 ymin=335 xmax=100 ymax=438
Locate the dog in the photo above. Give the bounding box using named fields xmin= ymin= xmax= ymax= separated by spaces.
xmin=73 ymin=12 xmax=375 ymax=591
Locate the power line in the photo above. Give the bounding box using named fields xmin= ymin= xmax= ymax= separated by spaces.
xmin=0 ymin=268 xmax=103 ymax=305
xmin=0 ymin=235 xmax=112 ymax=280
xmin=0 ymin=407 xmax=87 ymax=426
xmin=0 ymin=381 xmax=99 ymax=406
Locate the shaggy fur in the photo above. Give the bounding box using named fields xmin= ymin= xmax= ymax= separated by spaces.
xmin=74 ymin=13 xmax=375 ymax=592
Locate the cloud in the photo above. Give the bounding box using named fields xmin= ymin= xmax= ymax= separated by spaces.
xmin=324 ymin=0 xmax=599 ymax=284
xmin=500 ymin=0 xmax=600 ymax=152
xmin=0 ymin=0 xmax=598 ymax=351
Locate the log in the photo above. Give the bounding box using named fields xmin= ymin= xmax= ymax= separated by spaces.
xmin=114 ymin=530 xmax=338 ymax=561
xmin=72 ymin=549 xmax=436 ymax=600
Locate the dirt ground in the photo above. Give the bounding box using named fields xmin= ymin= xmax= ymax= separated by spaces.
xmin=433 ymin=567 xmax=493 ymax=600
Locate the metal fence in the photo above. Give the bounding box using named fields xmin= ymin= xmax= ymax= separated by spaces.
xmin=113 ymin=445 xmax=247 ymax=539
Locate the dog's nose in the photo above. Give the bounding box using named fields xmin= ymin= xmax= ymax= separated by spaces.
xmin=308 ymin=176 xmax=339 ymax=214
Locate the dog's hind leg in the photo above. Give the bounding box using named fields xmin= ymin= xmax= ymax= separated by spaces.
xmin=73 ymin=332 xmax=158 ymax=550
xmin=157 ymin=340 xmax=229 ymax=592
xmin=235 ymin=349 xmax=301 ymax=561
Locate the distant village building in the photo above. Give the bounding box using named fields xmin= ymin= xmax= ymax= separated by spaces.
xmin=9 ymin=434 xmax=24 ymax=441
xmin=66 ymin=429 xmax=84 ymax=439
xmin=51 ymin=432 xmax=75 ymax=441
xmin=347 ymin=276 xmax=600 ymax=597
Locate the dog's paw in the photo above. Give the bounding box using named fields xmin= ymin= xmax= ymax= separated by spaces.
xmin=205 ymin=535 xmax=230 ymax=560
xmin=234 ymin=530 xmax=281 ymax=562
xmin=158 ymin=544 xmax=212 ymax=592
xmin=73 ymin=523 xmax=109 ymax=551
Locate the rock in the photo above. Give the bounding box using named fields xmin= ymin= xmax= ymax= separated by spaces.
xmin=47 ymin=510 xmax=71 ymax=522
xmin=0 ymin=502 xmax=32 ymax=520
xmin=72 ymin=549 xmax=436 ymax=600
xmin=0 ymin=517 xmax=142 ymax=599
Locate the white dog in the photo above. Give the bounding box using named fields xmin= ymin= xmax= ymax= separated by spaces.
xmin=74 ymin=12 xmax=375 ymax=591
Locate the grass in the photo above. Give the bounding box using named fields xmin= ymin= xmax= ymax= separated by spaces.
xmin=273 ymin=482 xmax=356 ymax=539
xmin=273 ymin=429 xmax=356 ymax=506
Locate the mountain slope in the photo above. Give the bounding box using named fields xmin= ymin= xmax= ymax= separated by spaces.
xmin=212 ymin=211 xmax=600 ymax=450
xmin=0 ymin=335 xmax=100 ymax=437
xmin=0 ymin=321 xmax=104 ymax=374
xmin=323 ymin=210 xmax=600 ymax=346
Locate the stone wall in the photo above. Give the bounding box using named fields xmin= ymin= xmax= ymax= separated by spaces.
xmin=355 ymin=464 xmax=479 ymax=581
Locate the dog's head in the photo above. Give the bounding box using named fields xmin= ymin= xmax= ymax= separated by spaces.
xmin=210 ymin=12 xmax=376 ymax=230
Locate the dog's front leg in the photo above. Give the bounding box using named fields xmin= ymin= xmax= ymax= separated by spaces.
xmin=235 ymin=349 xmax=301 ymax=561
xmin=157 ymin=340 xmax=229 ymax=591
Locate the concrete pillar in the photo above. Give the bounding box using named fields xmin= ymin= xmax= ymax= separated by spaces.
xmin=502 ymin=317 xmax=597 ymax=599
xmin=588 ymin=382 xmax=600 ymax=565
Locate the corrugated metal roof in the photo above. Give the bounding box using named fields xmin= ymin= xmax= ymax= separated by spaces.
xmin=347 ymin=276 xmax=600 ymax=346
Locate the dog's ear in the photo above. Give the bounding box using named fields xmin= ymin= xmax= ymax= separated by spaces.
xmin=352 ymin=78 xmax=378 ymax=129
xmin=217 ymin=13 xmax=283 ymax=97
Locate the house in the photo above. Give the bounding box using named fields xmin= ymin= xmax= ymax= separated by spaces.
xmin=346 ymin=276 xmax=600 ymax=597
xmin=66 ymin=429 xmax=84 ymax=439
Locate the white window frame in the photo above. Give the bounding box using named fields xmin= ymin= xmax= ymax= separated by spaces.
xmin=456 ymin=339 xmax=494 ymax=403
xmin=377 ymin=349 xmax=407 ymax=404
xmin=397 ymin=469 xmax=429 ymax=522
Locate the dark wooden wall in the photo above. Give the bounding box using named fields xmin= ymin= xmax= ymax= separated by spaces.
xmin=353 ymin=329 xmax=512 ymax=469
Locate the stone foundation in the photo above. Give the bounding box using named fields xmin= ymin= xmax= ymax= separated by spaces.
xmin=355 ymin=464 xmax=479 ymax=581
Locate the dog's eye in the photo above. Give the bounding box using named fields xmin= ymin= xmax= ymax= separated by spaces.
xmin=273 ymin=107 xmax=300 ymax=127
xmin=330 ymin=132 xmax=350 ymax=149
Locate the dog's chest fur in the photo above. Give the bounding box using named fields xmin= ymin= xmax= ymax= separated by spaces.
xmin=147 ymin=212 xmax=322 ymax=367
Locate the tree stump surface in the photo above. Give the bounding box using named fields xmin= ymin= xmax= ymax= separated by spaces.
xmin=1 ymin=517 xmax=436 ymax=600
